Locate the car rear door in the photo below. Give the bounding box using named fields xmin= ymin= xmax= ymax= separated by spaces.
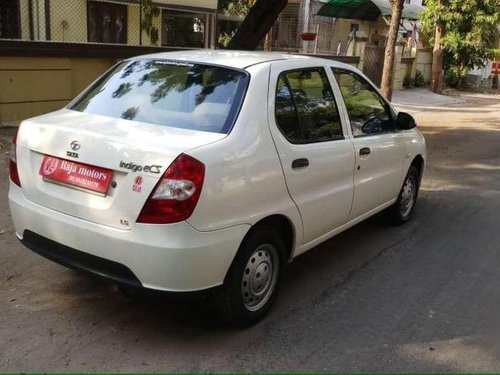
xmin=268 ymin=61 xmax=356 ymax=246
xmin=330 ymin=68 xmax=406 ymax=220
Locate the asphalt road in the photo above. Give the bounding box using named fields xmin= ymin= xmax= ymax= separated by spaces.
xmin=1 ymin=92 xmax=499 ymax=372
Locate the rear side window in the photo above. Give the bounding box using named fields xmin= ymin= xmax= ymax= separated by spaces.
xmin=274 ymin=68 xmax=343 ymax=144
xmin=70 ymin=59 xmax=249 ymax=134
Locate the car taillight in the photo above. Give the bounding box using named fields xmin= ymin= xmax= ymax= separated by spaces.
xmin=137 ymin=154 xmax=205 ymax=224
xmin=9 ymin=130 xmax=21 ymax=187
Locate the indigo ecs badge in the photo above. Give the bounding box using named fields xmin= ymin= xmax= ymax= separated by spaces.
xmin=119 ymin=161 xmax=162 ymax=174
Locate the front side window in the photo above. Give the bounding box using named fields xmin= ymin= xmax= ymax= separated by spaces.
xmin=332 ymin=69 xmax=394 ymax=137
xmin=70 ymin=60 xmax=249 ymax=134
xmin=88 ymin=1 xmax=127 ymax=44
xmin=275 ymin=68 xmax=343 ymax=144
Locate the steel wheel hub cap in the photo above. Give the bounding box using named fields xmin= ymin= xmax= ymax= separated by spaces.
xmin=241 ymin=244 xmax=278 ymax=312
xmin=400 ymin=176 xmax=416 ymax=217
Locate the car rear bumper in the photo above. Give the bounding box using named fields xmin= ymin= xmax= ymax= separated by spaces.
xmin=9 ymin=183 xmax=250 ymax=292
xmin=20 ymin=230 xmax=144 ymax=288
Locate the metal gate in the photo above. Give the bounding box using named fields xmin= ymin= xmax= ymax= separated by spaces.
xmin=363 ymin=46 xmax=385 ymax=87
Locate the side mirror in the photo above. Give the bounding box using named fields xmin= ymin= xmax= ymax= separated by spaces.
xmin=397 ymin=112 xmax=417 ymax=130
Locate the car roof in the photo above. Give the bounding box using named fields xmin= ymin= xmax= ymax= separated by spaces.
xmin=134 ymin=49 xmax=353 ymax=70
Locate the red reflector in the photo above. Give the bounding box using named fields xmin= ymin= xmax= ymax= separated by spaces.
xmin=137 ymin=154 xmax=205 ymax=224
xmin=9 ymin=130 xmax=21 ymax=187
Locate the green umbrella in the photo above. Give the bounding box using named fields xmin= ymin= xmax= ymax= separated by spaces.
xmin=317 ymin=0 xmax=424 ymax=21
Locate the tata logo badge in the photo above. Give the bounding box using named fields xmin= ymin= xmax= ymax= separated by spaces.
xmin=70 ymin=141 xmax=81 ymax=151
xmin=67 ymin=140 xmax=80 ymax=158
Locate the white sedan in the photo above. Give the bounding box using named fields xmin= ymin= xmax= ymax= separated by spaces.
xmin=9 ymin=50 xmax=426 ymax=326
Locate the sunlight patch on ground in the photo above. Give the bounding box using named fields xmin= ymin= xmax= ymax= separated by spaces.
xmin=395 ymin=336 xmax=500 ymax=372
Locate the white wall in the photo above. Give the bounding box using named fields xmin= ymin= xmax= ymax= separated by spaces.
xmin=470 ymin=63 xmax=494 ymax=79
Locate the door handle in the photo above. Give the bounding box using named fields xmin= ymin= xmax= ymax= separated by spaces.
xmin=292 ymin=158 xmax=309 ymax=169
xmin=359 ymin=147 xmax=371 ymax=156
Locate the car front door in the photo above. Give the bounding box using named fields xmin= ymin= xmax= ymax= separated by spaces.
xmin=331 ymin=68 xmax=406 ymax=220
xmin=268 ymin=62 xmax=356 ymax=246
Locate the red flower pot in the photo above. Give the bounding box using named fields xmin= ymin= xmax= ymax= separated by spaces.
xmin=300 ymin=32 xmax=317 ymax=41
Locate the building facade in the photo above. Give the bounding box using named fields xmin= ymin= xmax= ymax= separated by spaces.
xmin=0 ymin=0 xmax=218 ymax=48
xmin=0 ymin=0 xmax=434 ymax=125
xmin=0 ymin=0 xmax=222 ymax=125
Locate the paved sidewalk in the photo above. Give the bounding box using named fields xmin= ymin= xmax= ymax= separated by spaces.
xmin=392 ymin=88 xmax=466 ymax=109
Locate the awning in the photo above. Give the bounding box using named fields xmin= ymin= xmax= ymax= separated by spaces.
xmin=317 ymin=0 xmax=424 ymax=21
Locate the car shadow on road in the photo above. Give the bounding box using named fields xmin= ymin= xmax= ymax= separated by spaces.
xmin=55 ymin=205 xmax=415 ymax=335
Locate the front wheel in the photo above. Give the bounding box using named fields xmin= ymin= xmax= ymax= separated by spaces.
xmin=388 ymin=165 xmax=420 ymax=224
xmin=221 ymin=227 xmax=285 ymax=327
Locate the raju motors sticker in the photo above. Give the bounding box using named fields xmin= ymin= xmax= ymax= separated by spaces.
xmin=132 ymin=175 xmax=143 ymax=193
xmin=39 ymin=155 xmax=113 ymax=194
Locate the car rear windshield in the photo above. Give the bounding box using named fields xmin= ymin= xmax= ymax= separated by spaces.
xmin=69 ymin=59 xmax=249 ymax=134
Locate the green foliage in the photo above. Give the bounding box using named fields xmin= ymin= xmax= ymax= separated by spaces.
xmin=413 ymin=70 xmax=425 ymax=87
xmin=141 ymin=0 xmax=160 ymax=46
xmin=218 ymin=31 xmax=236 ymax=48
xmin=402 ymin=71 xmax=426 ymax=88
xmin=217 ymin=0 xmax=256 ymax=46
xmin=420 ymin=0 xmax=500 ymax=72
xmin=444 ymin=66 xmax=470 ymax=89
xmin=219 ymin=0 xmax=256 ymax=17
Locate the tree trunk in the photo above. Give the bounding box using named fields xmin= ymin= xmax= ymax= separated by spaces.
xmin=228 ymin=0 xmax=288 ymax=50
xmin=430 ymin=23 xmax=444 ymax=93
xmin=264 ymin=28 xmax=273 ymax=51
xmin=380 ymin=0 xmax=404 ymax=101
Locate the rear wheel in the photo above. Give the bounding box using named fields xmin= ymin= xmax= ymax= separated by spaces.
xmin=388 ymin=165 xmax=420 ymax=224
xmin=222 ymin=227 xmax=285 ymax=327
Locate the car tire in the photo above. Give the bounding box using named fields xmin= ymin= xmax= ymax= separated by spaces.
xmin=221 ymin=226 xmax=286 ymax=327
xmin=388 ymin=165 xmax=420 ymax=224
